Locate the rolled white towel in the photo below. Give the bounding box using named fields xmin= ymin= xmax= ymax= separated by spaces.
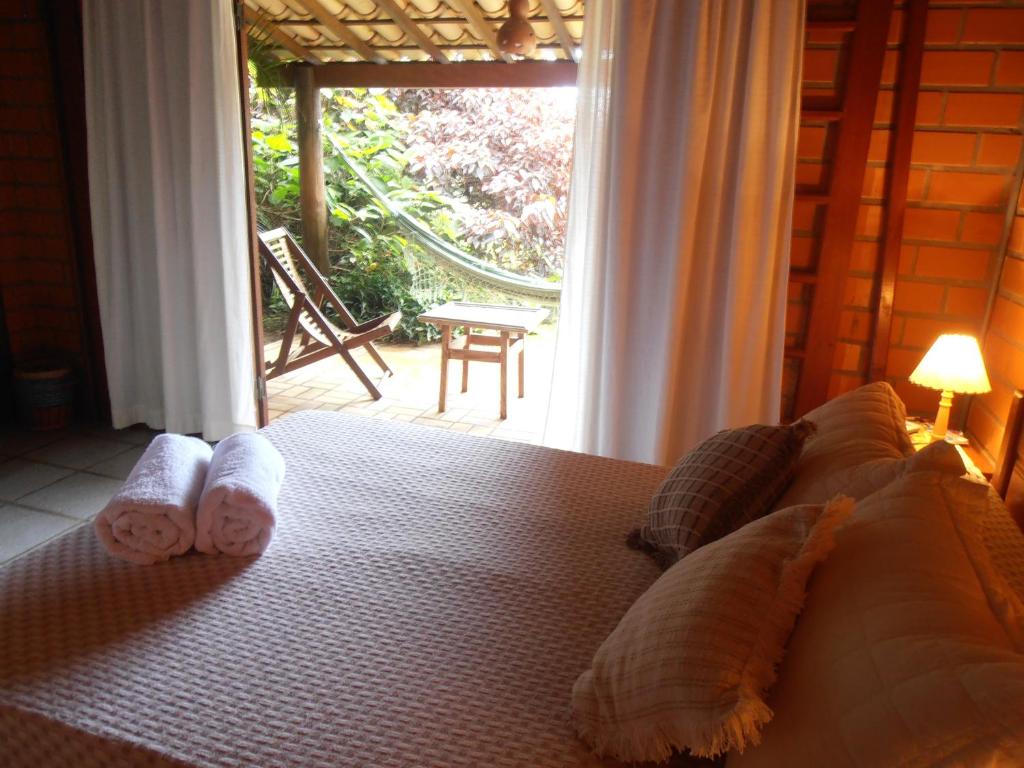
xmin=195 ymin=432 xmax=285 ymax=557
xmin=95 ymin=434 xmax=213 ymax=565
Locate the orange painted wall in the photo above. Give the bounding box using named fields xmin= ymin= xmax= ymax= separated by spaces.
xmin=787 ymin=1 xmax=1024 ymax=427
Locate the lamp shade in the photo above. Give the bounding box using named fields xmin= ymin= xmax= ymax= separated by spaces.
xmin=909 ymin=334 xmax=991 ymax=394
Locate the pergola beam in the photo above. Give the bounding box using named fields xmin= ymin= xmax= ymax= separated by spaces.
xmin=536 ymin=0 xmax=577 ymax=61
xmin=275 ymin=13 xmax=584 ymax=29
xmin=373 ymin=0 xmax=450 ymax=63
xmin=289 ymin=60 xmax=577 ymax=88
xmin=444 ymin=0 xmax=510 ymax=62
xmin=293 ymin=0 xmax=384 ymax=63
xmin=244 ymin=6 xmax=320 ymax=64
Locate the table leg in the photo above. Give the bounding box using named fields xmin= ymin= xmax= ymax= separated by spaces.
xmin=518 ymin=333 xmax=525 ymax=398
xmin=461 ymin=325 xmax=470 ymax=393
xmin=499 ymin=330 xmax=509 ymax=420
xmin=439 ymin=325 xmax=451 ymax=413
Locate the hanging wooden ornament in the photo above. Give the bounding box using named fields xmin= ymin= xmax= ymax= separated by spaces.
xmin=497 ymin=0 xmax=537 ymax=57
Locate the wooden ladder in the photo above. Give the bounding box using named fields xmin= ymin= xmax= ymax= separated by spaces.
xmin=787 ymin=0 xmax=895 ymax=417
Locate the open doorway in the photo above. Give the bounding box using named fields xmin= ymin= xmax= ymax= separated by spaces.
xmin=248 ymin=83 xmax=576 ymax=443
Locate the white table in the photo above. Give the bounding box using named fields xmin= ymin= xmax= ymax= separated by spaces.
xmin=418 ymin=302 xmax=550 ymax=419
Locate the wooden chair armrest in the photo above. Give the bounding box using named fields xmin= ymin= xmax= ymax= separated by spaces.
xmin=351 ymin=311 xmax=401 ymax=334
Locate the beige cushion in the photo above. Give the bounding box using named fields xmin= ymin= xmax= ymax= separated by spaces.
xmin=573 ymin=496 xmax=854 ymax=762
xmin=632 ymin=422 xmax=816 ymax=566
xmin=794 ymin=381 xmax=913 ymax=482
xmin=778 ymin=437 xmax=965 ymax=508
xmin=728 ymin=473 xmax=1024 ymax=768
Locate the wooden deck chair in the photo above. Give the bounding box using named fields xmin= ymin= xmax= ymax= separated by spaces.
xmin=258 ymin=227 xmax=401 ymax=400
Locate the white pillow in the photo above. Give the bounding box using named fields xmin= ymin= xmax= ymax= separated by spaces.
xmin=791 ymin=382 xmax=914 ymax=492
xmin=777 ymin=437 xmax=965 ymax=508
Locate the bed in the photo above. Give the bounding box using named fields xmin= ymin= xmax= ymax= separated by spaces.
xmin=0 ymin=411 xmax=670 ymax=767
xmin=2 ymin=388 xmax=1023 ymax=767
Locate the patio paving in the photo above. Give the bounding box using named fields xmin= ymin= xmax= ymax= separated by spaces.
xmin=264 ymin=325 xmax=556 ymax=444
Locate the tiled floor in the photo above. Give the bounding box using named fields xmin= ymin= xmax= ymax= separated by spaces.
xmin=0 ymin=424 xmax=156 ymax=565
xmin=266 ymin=325 xmax=557 ymax=444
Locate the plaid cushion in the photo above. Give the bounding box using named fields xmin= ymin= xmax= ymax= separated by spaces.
xmin=631 ymin=421 xmax=815 ymax=566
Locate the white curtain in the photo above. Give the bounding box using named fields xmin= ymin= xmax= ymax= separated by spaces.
xmin=84 ymin=0 xmax=256 ymax=440
xmin=545 ymin=0 xmax=804 ymax=465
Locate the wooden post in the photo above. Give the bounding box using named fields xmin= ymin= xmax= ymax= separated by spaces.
xmin=295 ymin=65 xmax=329 ymax=275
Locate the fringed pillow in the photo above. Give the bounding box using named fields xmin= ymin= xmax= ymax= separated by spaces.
xmin=629 ymin=421 xmax=816 ymax=567
xmin=573 ymin=496 xmax=853 ymax=763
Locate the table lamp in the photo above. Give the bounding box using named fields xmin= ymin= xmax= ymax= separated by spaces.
xmin=909 ymin=333 xmax=991 ymax=442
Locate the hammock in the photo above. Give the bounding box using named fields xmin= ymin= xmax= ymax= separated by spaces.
xmin=326 ymin=134 xmax=562 ymax=307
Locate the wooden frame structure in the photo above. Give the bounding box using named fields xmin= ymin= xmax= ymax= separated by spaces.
xmin=244 ymin=0 xmax=583 ymax=73
xmin=238 ymin=1 xmax=952 ymax=432
xmin=791 ymin=0 xmax=895 ymax=416
xmin=258 ymin=228 xmax=402 ymax=400
xmin=237 ymin=3 xmax=581 ymax=423
xmin=868 ymin=0 xmax=927 ymax=383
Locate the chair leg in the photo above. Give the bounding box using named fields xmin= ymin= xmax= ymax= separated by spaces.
xmin=274 ymin=305 xmax=303 ymax=378
xmin=499 ymin=331 xmax=509 ymax=420
xmin=439 ymin=325 xmax=451 ymax=413
xmin=518 ymin=334 xmax=525 ymax=398
xmin=340 ymin=347 xmax=383 ymax=400
xmin=364 ymin=341 xmax=392 ymax=376
xmin=461 ymin=325 xmax=470 ymax=393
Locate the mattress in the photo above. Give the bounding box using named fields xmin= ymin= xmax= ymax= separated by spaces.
xmin=0 ymin=412 xmax=669 ymax=768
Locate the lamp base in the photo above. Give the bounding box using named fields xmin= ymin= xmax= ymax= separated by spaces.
xmin=930 ymin=389 xmax=955 ymax=442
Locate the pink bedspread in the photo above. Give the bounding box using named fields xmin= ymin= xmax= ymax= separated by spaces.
xmin=0 ymin=412 xmax=668 ymax=767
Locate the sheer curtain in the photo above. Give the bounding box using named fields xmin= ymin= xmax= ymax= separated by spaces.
xmin=84 ymin=0 xmax=256 ymax=440
xmin=545 ymin=0 xmax=805 ymax=464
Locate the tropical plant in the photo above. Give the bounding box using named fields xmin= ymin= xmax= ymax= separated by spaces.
xmin=251 ymin=89 xmax=456 ymax=343
xmin=249 ymin=84 xmax=574 ymax=343
xmin=392 ymin=88 xmax=575 ymax=279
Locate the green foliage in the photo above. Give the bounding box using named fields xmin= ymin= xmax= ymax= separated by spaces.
xmin=394 ymin=88 xmax=575 ymax=279
xmin=251 ymin=89 xmax=457 ymax=343
xmin=250 ymin=85 xmax=572 ymax=343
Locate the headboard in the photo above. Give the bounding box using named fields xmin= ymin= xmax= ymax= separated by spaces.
xmin=994 ymin=389 xmax=1024 ymax=532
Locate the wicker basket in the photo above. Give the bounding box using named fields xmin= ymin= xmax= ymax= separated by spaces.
xmin=13 ymin=364 xmax=74 ymax=431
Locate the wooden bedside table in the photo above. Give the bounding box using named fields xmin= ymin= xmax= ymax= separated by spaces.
xmin=906 ymin=419 xmax=993 ymax=481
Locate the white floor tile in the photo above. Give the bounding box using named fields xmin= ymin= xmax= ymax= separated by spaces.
xmin=0 ymin=505 xmax=79 ymax=562
xmin=0 ymin=430 xmax=68 ymax=458
xmin=19 ymin=473 xmax=124 ymax=520
xmin=88 ymin=446 xmax=145 ymax=480
xmin=79 ymin=424 xmax=156 ymax=445
xmin=25 ymin=435 xmax=133 ymax=470
xmin=0 ymin=459 xmax=74 ymax=502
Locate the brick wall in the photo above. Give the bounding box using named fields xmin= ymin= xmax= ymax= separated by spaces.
xmin=968 ymin=181 xmax=1024 ymax=460
xmin=0 ymin=0 xmax=100 ymax=417
xmin=787 ymin=1 xmax=1024 ymax=426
